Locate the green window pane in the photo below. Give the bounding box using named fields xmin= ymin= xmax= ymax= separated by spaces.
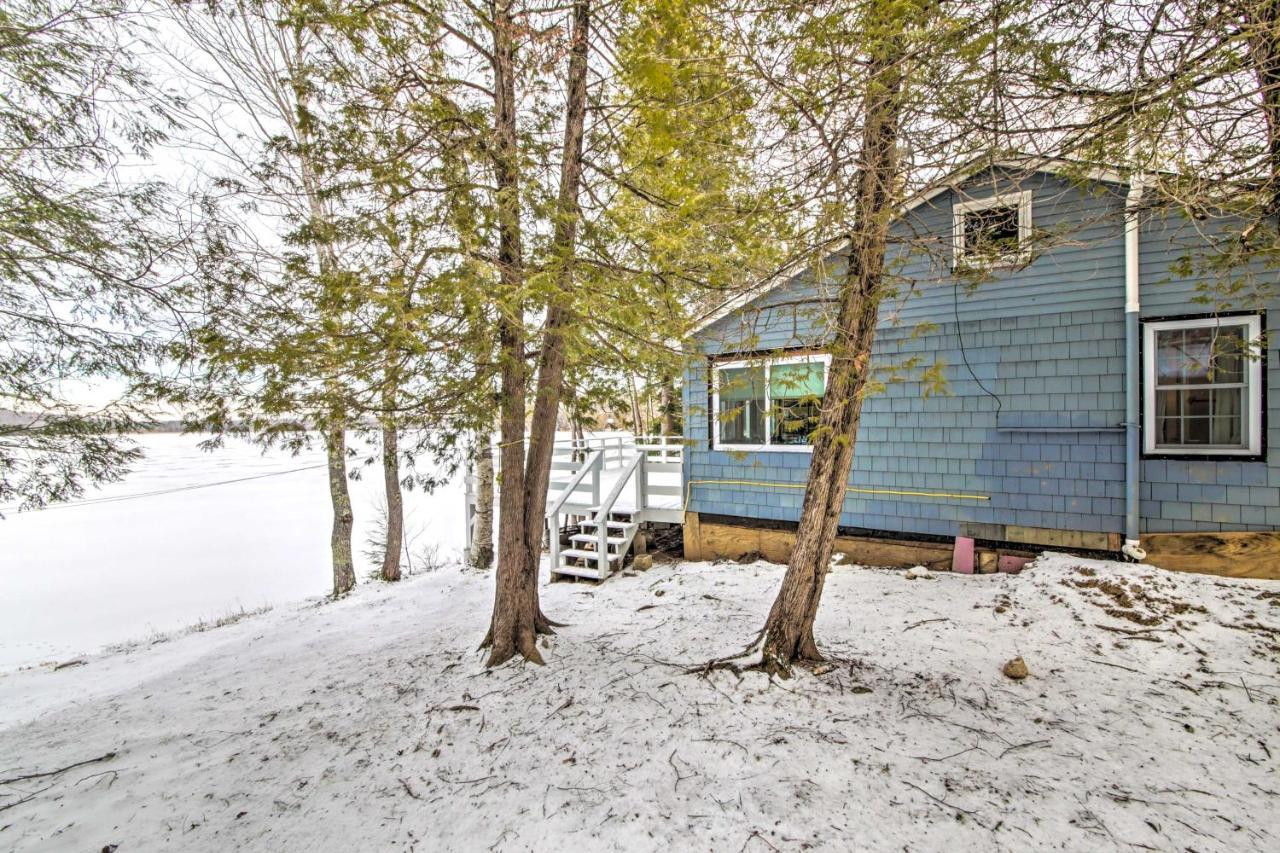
xmin=769 ymin=362 xmax=825 ymax=398
xmin=770 ymin=361 xmax=825 ymax=446
xmin=719 ymin=366 xmax=764 ymax=402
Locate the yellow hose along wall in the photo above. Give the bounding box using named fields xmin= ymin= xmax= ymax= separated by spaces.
xmin=683 ymin=479 xmax=990 ymax=511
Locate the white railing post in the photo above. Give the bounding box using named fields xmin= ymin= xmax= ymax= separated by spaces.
xmin=591 ymin=453 xmax=600 ymax=507
xmin=549 ymin=508 xmax=560 ymax=571
xmin=635 ymin=453 xmax=647 ymax=515
xmin=597 ymin=513 xmax=609 ymax=578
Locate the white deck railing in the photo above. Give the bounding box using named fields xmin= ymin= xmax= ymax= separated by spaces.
xmin=464 ymin=433 xmax=684 ymax=566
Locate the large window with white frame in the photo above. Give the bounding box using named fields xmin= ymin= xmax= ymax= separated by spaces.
xmin=952 ymin=190 xmax=1033 ymax=266
xmin=713 ymin=354 xmax=830 ymax=451
xmin=1143 ymin=314 xmax=1263 ymax=456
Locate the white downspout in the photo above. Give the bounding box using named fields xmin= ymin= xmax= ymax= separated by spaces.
xmin=1122 ymin=171 xmax=1147 ymax=562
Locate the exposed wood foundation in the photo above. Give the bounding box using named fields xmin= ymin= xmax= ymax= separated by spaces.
xmin=1142 ymin=532 xmax=1280 ymax=581
xmin=683 ymin=512 xmax=1021 ymax=571
xmin=682 ymin=512 xmax=1280 ymax=581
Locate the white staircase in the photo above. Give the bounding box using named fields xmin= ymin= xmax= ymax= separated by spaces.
xmin=465 ymin=433 xmax=683 ymax=582
xmin=546 ymin=436 xmax=683 ymax=581
xmin=556 ymin=513 xmax=640 ymax=579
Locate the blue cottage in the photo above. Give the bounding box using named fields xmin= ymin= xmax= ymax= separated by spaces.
xmin=680 ymin=158 xmax=1278 ymax=577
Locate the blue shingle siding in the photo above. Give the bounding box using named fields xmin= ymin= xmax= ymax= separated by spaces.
xmin=682 ymin=167 xmax=1280 ymax=543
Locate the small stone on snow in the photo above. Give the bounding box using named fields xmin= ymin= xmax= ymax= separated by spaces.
xmin=1003 ymin=656 xmax=1030 ymax=680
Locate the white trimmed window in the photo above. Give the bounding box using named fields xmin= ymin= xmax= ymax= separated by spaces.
xmin=952 ymin=190 xmax=1033 ymax=266
xmin=1143 ymin=315 xmax=1263 ymax=456
xmin=713 ymin=354 xmax=830 ymax=452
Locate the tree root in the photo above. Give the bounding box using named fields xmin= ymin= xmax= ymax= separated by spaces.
xmin=688 ymin=628 xmax=767 ymax=676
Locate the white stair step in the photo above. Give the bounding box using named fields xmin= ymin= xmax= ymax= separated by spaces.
xmin=552 ymin=563 xmax=605 ymax=580
xmin=561 ymin=547 xmax=620 ymax=561
xmin=570 ymin=533 xmax=629 ymax=546
xmin=578 ymin=519 xmax=635 ymax=531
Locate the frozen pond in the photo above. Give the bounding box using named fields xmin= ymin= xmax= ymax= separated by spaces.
xmin=0 ymin=433 xmax=467 ymax=671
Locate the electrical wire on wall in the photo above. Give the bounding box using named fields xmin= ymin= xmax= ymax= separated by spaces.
xmin=953 ymin=278 xmax=1004 ymax=419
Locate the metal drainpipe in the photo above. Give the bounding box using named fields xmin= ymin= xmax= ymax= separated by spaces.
xmin=1123 ymin=172 xmax=1148 ymax=562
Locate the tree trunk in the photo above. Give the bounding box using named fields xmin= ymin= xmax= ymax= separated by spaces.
xmin=287 ymin=28 xmax=356 ymax=596
xmin=517 ymin=0 xmax=591 ymax=628
xmin=628 ymin=371 xmax=643 ymax=435
xmin=471 ymin=429 xmax=495 ymax=569
xmin=484 ymin=0 xmax=539 ymax=666
xmin=659 ymin=372 xmax=677 ymax=435
xmin=758 ymin=35 xmax=908 ymax=678
xmin=380 ymin=420 xmax=403 ymax=582
xmin=325 ymin=421 xmax=356 ymax=596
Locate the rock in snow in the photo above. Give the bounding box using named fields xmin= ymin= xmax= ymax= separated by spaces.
xmin=1 ymin=553 xmax=1277 ymax=851
xmin=1002 ymin=655 xmax=1030 ymax=680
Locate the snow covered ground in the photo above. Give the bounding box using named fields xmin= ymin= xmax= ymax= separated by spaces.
xmin=1 ymin=553 xmax=1276 ymax=851
xmin=0 ymin=433 xmax=467 ymax=671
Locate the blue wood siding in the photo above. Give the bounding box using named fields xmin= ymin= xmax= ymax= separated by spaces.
xmin=682 ymin=168 xmax=1280 ymax=543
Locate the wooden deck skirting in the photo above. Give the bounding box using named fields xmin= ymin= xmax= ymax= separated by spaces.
xmin=683 ymin=512 xmax=1280 ymax=580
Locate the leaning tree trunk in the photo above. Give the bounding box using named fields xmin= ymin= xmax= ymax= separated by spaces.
xmin=380 ymin=418 xmax=403 ymax=582
xmin=325 ymin=419 xmax=357 ymax=596
xmin=484 ymin=0 xmax=539 ymax=666
xmin=517 ymin=0 xmax=591 ymax=636
xmin=471 ymin=430 xmax=495 ymax=569
xmin=758 ymin=37 xmax=908 ymax=678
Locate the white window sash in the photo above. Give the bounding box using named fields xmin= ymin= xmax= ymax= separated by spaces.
xmin=711 ymin=353 xmax=831 ymax=453
xmin=1142 ymin=314 xmax=1263 ymax=455
xmin=952 ymin=189 xmax=1033 ymax=267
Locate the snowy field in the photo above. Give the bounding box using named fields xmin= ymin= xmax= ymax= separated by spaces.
xmin=0 ymin=433 xmax=467 ymax=671
xmin=1 ymin=553 xmax=1276 ymax=851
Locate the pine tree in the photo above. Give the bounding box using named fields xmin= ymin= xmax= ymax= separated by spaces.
xmin=0 ymin=0 xmax=177 ymax=508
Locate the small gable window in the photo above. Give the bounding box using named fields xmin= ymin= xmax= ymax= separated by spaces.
xmin=713 ymin=355 xmax=829 ymax=451
xmin=1143 ymin=315 xmax=1263 ymax=456
xmin=952 ymin=190 xmax=1032 ymax=266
